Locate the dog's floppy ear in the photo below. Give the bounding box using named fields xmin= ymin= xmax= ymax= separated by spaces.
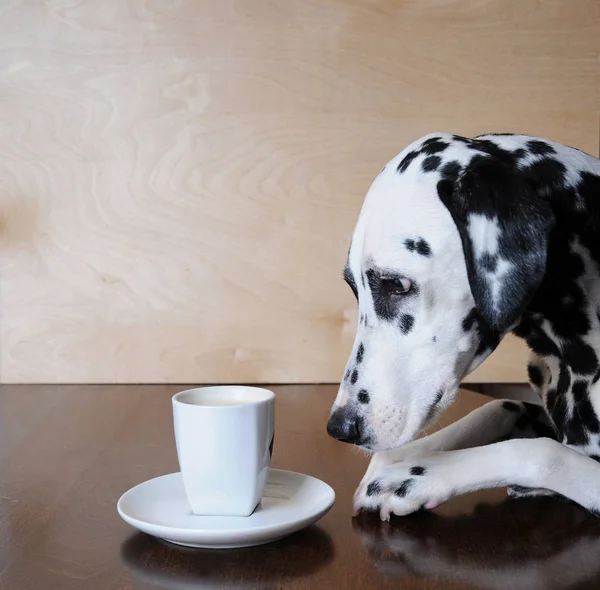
xmin=437 ymin=156 xmax=555 ymax=332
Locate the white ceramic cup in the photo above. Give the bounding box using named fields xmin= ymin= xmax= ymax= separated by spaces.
xmin=172 ymin=386 xmax=275 ymax=517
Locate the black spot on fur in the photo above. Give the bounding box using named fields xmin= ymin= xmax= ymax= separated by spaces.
xmin=405 ymin=238 xmax=431 ymax=257
xmin=572 ymin=380 xmax=588 ymax=403
xmin=356 ymin=343 xmax=364 ymax=364
xmin=591 ymin=455 xmax=600 ymax=463
xmin=358 ymin=389 xmax=370 ymax=404
xmin=441 ymin=160 xmax=462 ymax=180
xmin=475 ymin=340 xmax=492 ymax=357
xmin=527 ymin=363 xmax=544 ymax=388
xmin=522 ymin=403 xmax=558 ymax=439
xmin=593 ymin=368 xmax=600 ymax=384
xmin=410 ymin=466 xmax=426 ymax=476
xmin=350 ymin=369 xmax=358 ymax=385
xmin=421 ymin=139 xmax=449 ymax=155
xmin=556 ymin=363 xmax=571 ymax=397
xmin=462 ymin=309 xmax=501 ymax=358
xmin=550 ymin=395 xmax=568 ymax=431
xmin=578 ymin=172 xmax=600 ymax=219
xmin=523 ymin=402 xmax=543 ymax=419
xmin=479 ymin=253 xmax=498 ymax=272
xmin=563 ymin=340 xmax=598 ymax=375
xmin=514 ymin=317 xmax=560 ymax=358
xmin=549 ymin=365 xmax=571 ymax=437
xmin=514 ymin=405 xmax=551 ymax=440
xmin=527 ymin=140 xmax=556 ymax=156
xmin=397 ymin=151 xmax=419 ymax=173
xmin=436 ymin=178 xmax=454 ymax=205
xmin=471 ymin=139 xmax=523 ymax=166
xmin=399 ymin=314 xmax=414 ymax=335
xmin=344 ymin=369 xmax=350 ymax=381
xmin=417 ymin=239 xmax=432 ymax=257
xmin=366 ymin=481 xmax=381 ymax=496
xmin=554 ymin=297 xmax=590 ymax=338
xmin=343 ymin=265 xmax=358 ymax=300
xmin=432 ymin=335 xmax=437 ymax=342
xmin=425 ymin=390 xmax=444 ymax=422
xmin=572 ymin=381 xmax=600 ymax=435
xmin=524 ymin=158 xmax=567 ymax=191
xmin=502 ymin=401 xmax=521 ymax=413
xmin=462 ymin=308 xmax=478 ymax=332
xmin=564 ymin=416 xmax=590 ymax=446
xmin=515 ymin=413 xmax=530 ymax=430
xmin=525 ymin=238 xmax=590 ymax=340
xmin=394 ymin=479 xmax=414 ymax=497
xmin=528 ymin=332 xmax=560 ymax=358
xmin=422 ymin=155 xmax=442 ymax=172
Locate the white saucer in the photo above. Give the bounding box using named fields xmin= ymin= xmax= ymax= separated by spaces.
xmin=117 ymin=469 xmax=335 ymax=549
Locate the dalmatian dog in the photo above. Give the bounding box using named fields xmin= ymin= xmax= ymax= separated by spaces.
xmin=326 ymin=132 xmax=600 ymax=520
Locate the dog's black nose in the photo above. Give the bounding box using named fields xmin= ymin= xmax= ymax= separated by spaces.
xmin=327 ymin=408 xmax=362 ymax=444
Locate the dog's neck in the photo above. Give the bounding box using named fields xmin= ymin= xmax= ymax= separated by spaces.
xmin=512 ymin=151 xmax=600 ymax=444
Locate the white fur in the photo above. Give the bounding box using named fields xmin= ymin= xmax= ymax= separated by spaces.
xmin=468 ymin=213 xmax=500 ymax=258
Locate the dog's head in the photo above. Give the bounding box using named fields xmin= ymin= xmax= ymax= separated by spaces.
xmin=327 ymin=133 xmax=555 ymax=451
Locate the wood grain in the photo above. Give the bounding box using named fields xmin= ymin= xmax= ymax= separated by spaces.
xmin=0 ymin=1 xmax=598 ymax=383
xmin=2 ymin=384 xmax=600 ymax=589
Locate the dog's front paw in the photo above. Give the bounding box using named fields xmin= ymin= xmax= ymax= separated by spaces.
xmin=353 ymin=462 xmax=451 ymax=521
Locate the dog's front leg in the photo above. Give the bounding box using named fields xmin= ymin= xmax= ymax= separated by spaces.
xmin=355 ymin=399 xmax=547 ymax=511
xmin=355 ymin=437 xmax=600 ymax=520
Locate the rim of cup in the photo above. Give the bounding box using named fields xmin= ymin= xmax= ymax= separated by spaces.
xmin=172 ymin=385 xmax=275 ymax=408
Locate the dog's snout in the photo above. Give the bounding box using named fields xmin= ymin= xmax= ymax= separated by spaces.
xmin=327 ymin=407 xmax=363 ymax=444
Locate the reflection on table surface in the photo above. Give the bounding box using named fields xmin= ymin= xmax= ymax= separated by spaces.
xmin=354 ymin=495 xmax=600 ymax=590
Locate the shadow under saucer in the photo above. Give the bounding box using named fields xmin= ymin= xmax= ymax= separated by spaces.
xmin=121 ymin=524 xmax=335 ymax=589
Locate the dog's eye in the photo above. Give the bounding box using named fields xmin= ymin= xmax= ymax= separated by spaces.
xmin=382 ymin=277 xmax=411 ymax=296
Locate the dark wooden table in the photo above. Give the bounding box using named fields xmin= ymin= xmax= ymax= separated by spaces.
xmin=2 ymin=385 xmax=600 ymax=590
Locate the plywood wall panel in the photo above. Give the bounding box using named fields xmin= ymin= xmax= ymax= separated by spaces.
xmin=0 ymin=1 xmax=598 ymax=383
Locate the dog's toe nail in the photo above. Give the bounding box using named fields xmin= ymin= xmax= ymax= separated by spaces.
xmin=379 ymin=506 xmax=391 ymax=522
